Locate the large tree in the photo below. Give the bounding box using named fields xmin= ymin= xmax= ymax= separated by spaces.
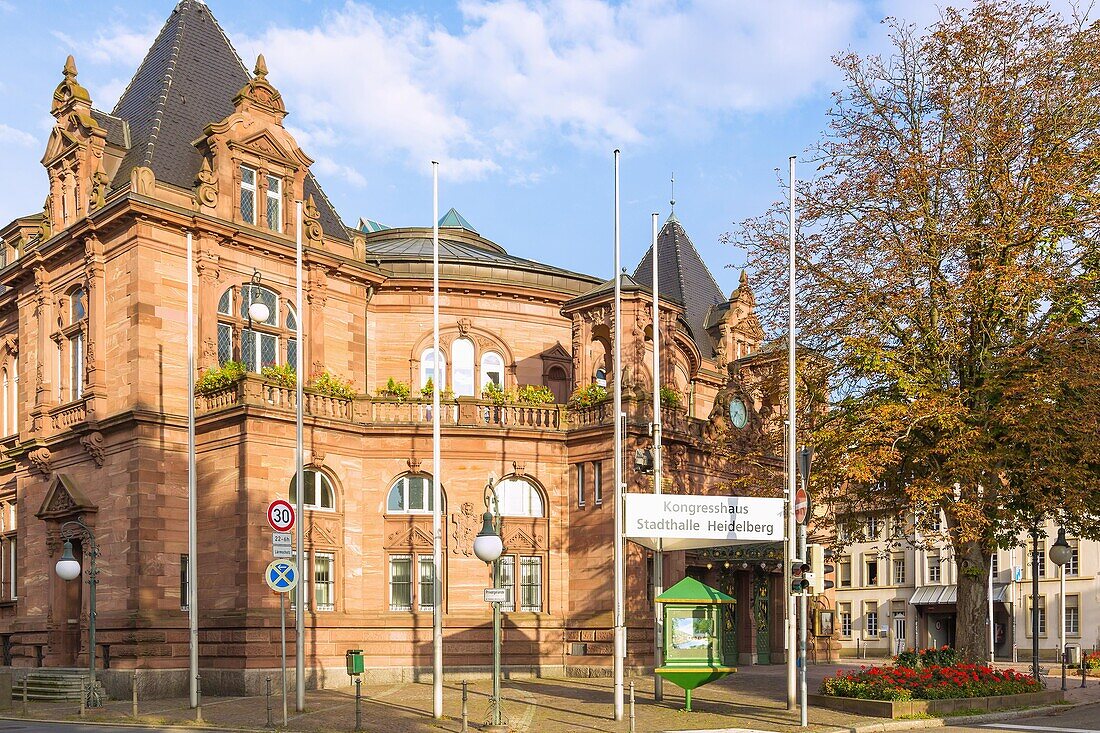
xmin=733 ymin=1 xmax=1100 ymax=661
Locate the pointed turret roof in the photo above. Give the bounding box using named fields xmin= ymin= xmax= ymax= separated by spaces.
xmin=108 ymin=0 xmax=348 ymax=241
xmin=438 ymin=207 xmax=477 ymax=233
xmin=633 ymin=214 xmax=725 ymax=357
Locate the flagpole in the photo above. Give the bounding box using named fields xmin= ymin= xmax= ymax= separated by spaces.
xmin=295 ymin=200 xmax=305 ymax=712
xmin=186 ymin=229 xmax=198 ymax=709
xmin=431 ymin=161 xmax=443 ymax=719
xmin=650 ymin=212 xmax=663 ymax=702
xmin=786 ymin=156 xmax=798 ymax=711
xmin=612 ymin=149 xmax=625 ymax=721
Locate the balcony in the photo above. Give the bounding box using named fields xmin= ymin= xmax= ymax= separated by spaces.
xmin=196 ymin=376 xmax=706 ymax=438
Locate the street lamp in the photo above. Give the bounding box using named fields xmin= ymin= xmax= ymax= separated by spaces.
xmin=472 ymin=477 xmax=507 ymax=732
xmin=244 ymin=269 xmax=271 ymax=327
xmin=1049 ymin=527 xmax=1072 ymax=692
xmin=54 ymin=518 xmax=100 ymax=707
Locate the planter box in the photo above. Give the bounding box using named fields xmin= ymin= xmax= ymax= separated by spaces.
xmin=809 ymin=689 xmax=1063 ymax=719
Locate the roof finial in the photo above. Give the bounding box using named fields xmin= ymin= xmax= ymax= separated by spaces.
xmin=740 ymin=269 xmax=749 ymax=286
xmin=670 ymin=171 xmax=676 ymax=213
xmin=63 ymin=55 xmax=77 ymax=79
xmin=254 ymin=54 xmax=268 ymax=79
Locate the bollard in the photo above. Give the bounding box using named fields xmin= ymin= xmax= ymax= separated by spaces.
xmin=629 ymin=680 xmax=635 ymax=733
xmin=266 ymin=676 xmax=274 ymax=729
xmin=79 ymin=678 xmax=86 ymax=717
xmin=354 ymin=677 xmax=362 ymax=731
xmin=195 ymin=674 xmax=203 ymax=724
xmin=132 ymin=670 xmax=139 ymax=718
xmin=461 ymin=680 xmax=468 ymax=733
xmin=21 ymin=677 xmax=27 ymax=717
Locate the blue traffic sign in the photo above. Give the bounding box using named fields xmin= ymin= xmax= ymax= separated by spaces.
xmin=265 ymin=559 xmax=298 ymax=593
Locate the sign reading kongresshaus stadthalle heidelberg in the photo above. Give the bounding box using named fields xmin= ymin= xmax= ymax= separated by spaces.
xmin=624 ymin=494 xmax=784 ymax=551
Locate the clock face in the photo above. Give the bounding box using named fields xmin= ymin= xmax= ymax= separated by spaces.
xmin=728 ymin=398 xmax=748 ymax=429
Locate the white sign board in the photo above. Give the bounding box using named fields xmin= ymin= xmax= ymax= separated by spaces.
xmin=484 ymin=587 xmax=510 ymax=604
xmin=272 ymin=545 xmax=294 ymax=558
xmin=624 ymin=494 xmax=784 ymax=551
xmin=272 ymin=532 xmax=292 ymax=545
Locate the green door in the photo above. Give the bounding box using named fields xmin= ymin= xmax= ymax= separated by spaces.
xmin=753 ymin=570 xmax=770 ymax=664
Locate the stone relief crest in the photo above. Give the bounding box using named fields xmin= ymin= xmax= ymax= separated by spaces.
xmin=28 ymin=447 xmax=52 ymax=476
xmin=450 ymin=501 xmax=478 ymax=557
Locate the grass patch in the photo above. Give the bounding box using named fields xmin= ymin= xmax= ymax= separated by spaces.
xmin=897 ymin=712 xmax=934 ymax=720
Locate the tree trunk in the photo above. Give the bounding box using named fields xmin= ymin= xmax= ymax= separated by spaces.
xmin=953 ymin=538 xmax=991 ymax=663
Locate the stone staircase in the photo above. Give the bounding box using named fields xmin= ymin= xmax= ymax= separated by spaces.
xmin=14 ymin=669 xmax=102 ymax=702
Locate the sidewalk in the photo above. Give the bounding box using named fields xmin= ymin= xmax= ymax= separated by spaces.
xmin=5 ymin=660 xmax=1097 ymax=733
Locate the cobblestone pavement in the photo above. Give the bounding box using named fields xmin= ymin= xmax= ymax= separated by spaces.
xmin=5 ymin=660 xmax=1096 ymax=733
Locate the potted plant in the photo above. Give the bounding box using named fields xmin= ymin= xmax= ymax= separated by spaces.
xmin=195 ymin=360 xmax=246 ymax=396
xmin=379 ymin=378 xmax=411 ymax=401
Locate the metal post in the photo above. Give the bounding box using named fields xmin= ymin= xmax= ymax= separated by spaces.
xmin=281 ymin=592 xmax=288 ymax=727
xmin=195 ymin=674 xmax=203 ymax=723
xmin=186 ymin=229 xmax=198 ymax=710
xmin=492 ymin=556 xmax=502 ymax=728
xmin=294 ymin=200 xmax=305 ymax=713
xmin=266 ymin=676 xmax=274 ymax=729
xmin=1031 ymin=527 xmax=1040 ymax=682
xmin=629 ymin=680 xmax=636 ymax=733
xmin=461 ymin=680 xmax=468 ymax=732
xmin=21 ymin=676 xmax=27 ymax=717
xmin=650 ymin=211 xmax=664 ymax=703
xmin=431 ymin=160 xmax=443 ymax=720
xmin=88 ymin=544 xmax=97 ymax=707
xmin=1081 ymin=658 xmax=1088 ymax=688
xmin=612 ymin=148 xmax=625 ymax=722
xmin=798 ymin=523 xmax=808 ymax=728
xmin=786 ymin=155 xmax=798 ymax=711
xmin=354 ymin=677 xmax=362 ymax=731
xmin=132 ymin=671 xmax=138 ymax=718
xmin=79 ymin=678 xmax=85 ymax=717
xmin=1060 ymin=564 xmax=1067 ymax=691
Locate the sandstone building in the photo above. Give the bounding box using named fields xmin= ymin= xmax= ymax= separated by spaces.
xmin=0 ymin=1 xmax=794 ymax=694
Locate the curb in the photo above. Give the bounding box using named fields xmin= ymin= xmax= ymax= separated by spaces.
xmin=842 ymin=699 xmax=1089 ymax=733
xmin=0 ymin=714 xmax=299 ymax=733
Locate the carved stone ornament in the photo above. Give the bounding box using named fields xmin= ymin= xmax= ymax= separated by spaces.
xmin=28 ymin=447 xmax=52 ymax=476
xmin=308 ymin=449 xmax=325 ymax=469
xmin=457 ymin=317 xmax=473 ymax=336
xmin=450 ymin=502 xmax=478 ymax=557
xmin=80 ymin=431 xmax=105 ymax=468
xmin=303 ymin=194 xmax=323 ymax=247
xmin=89 ymin=161 xmax=109 ymax=212
xmin=407 ymin=458 xmax=423 ymax=473
xmin=0 ymin=333 xmax=17 ymax=358
xmin=502 ymin=526 xmax=545 ymax=551
xmin=37 ymin=474 xmax=97 ymax=521
xmin=201 ymin=337 xmax=217 ymax=366
xmin=194 ymin=157 xmax=219 ymax=209
xmin=511 ymin=460 xmax=526 ymax=476
xmin=131 ymin=166 xmax=156 ymax=196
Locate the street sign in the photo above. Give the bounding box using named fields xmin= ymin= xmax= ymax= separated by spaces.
xmin=483 ymin=587 xmax=509 ymax=604
xmin=272 ymin=532 xmax=292 ymax=545
xmin=794 ymin=487 xmax=810 ymax=525
xmin=272 ymin=546 xmax=294 ymax=558
xmin=265 ymin=559 xmax=298 ymax=593
xmin=268 ymin=500 xmax=295 ymax=533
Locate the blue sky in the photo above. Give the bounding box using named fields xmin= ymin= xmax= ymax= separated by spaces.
xmin=0 ymin=0 xmax=985 ymax=291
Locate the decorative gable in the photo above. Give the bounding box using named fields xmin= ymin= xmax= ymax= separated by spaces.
xmin=36 ymin=474 xmax=96 ymax=521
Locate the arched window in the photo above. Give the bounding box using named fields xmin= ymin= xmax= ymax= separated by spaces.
xmin=217 ymin=284 xmax=296 ymax=372
xmin=289 ymin=469 xmax=336 ymax=511
xmin=547 ymin=365 xmax=569 ymax=403
xmin=10 ymin=356 xmax=17 ymax=436
xmin=452 ymin=338 xmax=475 ymax=397
xmin=420 ymin=348 xmax=445 ymax=390
xmin=2 ymin=369 xmax=8 ymax=438
xmin=64 ymin=286 xmax=87 ymax=401
xmin=387 ymin=475 xmax=438 ymax=514
xmin=494 ymin=477 xmax=545 ymax=517
xmin=480 ymin=351 xmax=504 ymax=390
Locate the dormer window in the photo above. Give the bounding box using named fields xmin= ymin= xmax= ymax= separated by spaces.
xmin=266 ymin=174 xmax=282 ymax=232
xmin=240 ymin=165 xmax=257 ymax=224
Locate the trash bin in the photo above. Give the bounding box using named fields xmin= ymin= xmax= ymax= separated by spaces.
xmin=345 ymin=649 xmax=364 ymax=676
xmin=1066 ymin=643 xmax=1081 ymax=666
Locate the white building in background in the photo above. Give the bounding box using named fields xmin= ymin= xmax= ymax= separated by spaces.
xmin=831 ymin=515 xmax=1100 ymax=661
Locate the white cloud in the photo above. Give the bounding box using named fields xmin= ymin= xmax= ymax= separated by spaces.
xmin=51 ymin=23 xmax=157 ymax=68
xmin=0 ymin=123 xmax=36 ymax=147
xmin=244 ymin=0 xmax=863 ymax=183
xmin=0 ymin=1 xmax=13 ymax=12
xmin=312 ymin=156 xmax=368 ymax=187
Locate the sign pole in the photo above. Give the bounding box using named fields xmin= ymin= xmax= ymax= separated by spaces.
xmin=281 ymin=592 xmax=287 ymax=727
xmin=786 ymin=155 xmax=798 ymax=711
xmin=651 ymin=211 xmax=663 ymax=702
xmin=612 ymin=149 xmax=625 ymax=722
xmin=294 ymin=200 xmax=305 ymax=712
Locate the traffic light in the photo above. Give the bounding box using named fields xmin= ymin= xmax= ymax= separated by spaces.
xmin=791 ymin=561 xmax=810 ymax=594
xmin=822 ymin=546 xmax=836 ymax=592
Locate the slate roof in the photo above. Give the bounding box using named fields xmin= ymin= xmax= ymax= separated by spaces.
xmin=90 ymin=110 xmax=130 ymax=149
xmin=363 ymin=232 xmax=592 ymax=280
xmin=633 ymin=214 xmax=725 ymax=357
xmin=107 ymin=0 xmax=348 ymax=241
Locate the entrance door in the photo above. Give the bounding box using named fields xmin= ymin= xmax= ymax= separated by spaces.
xmin=753 ymin=570 xmax=770 ymax=664
xmin=50 ymin=538 xmax=83 ymax=667
xmin=893 ymin=612 xmax=907 ymax=655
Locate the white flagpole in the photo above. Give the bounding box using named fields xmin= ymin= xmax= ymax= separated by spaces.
xmin=612 ymin=149 xmax=625 ymax=721
xmin=186 ymin=230 xmax=198 ymax=708
xmin=651 ymin=212 xmax=663 ymax=702
xmin=431 ymin=161 xmax=443 ymax=719
xmin=295 ymin=201 xmax=305 ymax=712
xmin=786 ymin=156 xmax=798 ymax=711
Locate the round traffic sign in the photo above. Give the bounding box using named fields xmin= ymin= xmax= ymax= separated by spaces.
xmin=265 ymin=559 xmax=298 ymax=593
xmin=794 ymin=487 xmax=810 ymax=525
xmin=268 ymin=499 xmax=295 ymax=532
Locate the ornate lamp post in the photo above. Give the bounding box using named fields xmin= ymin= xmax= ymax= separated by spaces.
xmin=54 ymin=517 xmax=100 ymax=707
xmin=1049 ymin=527 xmax=1072 ymax=692
xmin=472 ymin=477 xmax=505 ymax=732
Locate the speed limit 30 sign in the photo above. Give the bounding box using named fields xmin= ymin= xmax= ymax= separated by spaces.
xmin=268 ymin=499 xmax=295 ymax=532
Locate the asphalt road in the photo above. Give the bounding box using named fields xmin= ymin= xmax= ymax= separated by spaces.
xmin=937 ymin=702 xmax=1100 ymax=732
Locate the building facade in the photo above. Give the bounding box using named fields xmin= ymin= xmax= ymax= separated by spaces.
xmin=0 ymin=1 xmax=796 ymax=696
xmin=831 ymin=514 xmax=1100 ymax=661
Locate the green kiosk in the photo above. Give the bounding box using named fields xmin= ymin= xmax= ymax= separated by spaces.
xmin=655 ymin=577 xmax=737 ymax=711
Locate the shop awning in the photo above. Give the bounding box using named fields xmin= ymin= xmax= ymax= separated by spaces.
xmin=909 ymin=584 xmax=1009 ymax=606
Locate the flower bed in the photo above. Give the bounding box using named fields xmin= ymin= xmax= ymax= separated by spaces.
xmin=820 ymin=663 xmax=1042 ymax=701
